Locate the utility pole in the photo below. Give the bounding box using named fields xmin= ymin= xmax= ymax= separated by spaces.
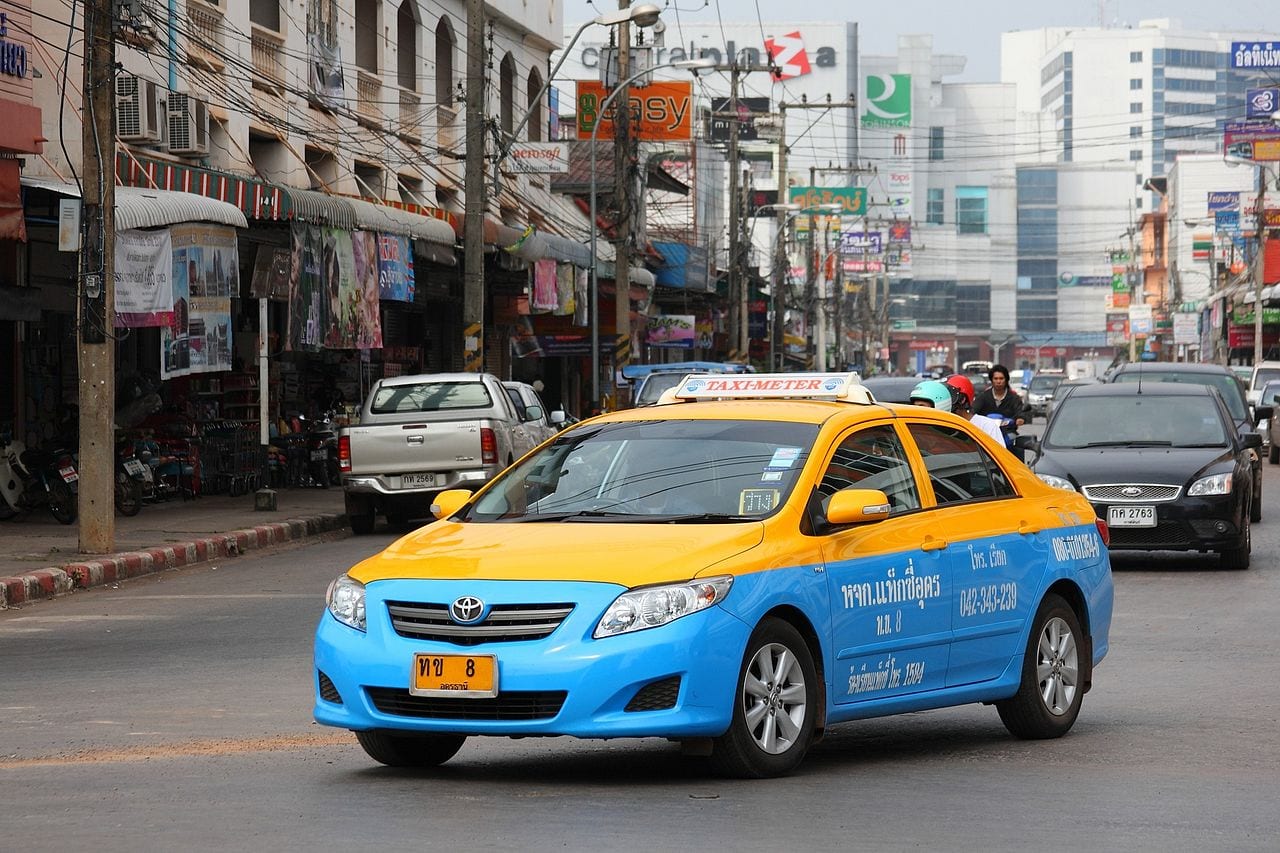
xmin=726 ymin=62 xmax=742 ymax=357
xmin=1252 ymin=165 xmax=1267 ymax=366
xmin=772 ymin=104 xmax=789 ymax=371
xmin=78 ymin=0 xmax=117 ymax=553
xmin=805 ymin=165 xmax=816 ymax=368
xmin=462 ymin=0 xmax=487 ymax=373
xmin=611 ymin=2 xmax=631 ymax=409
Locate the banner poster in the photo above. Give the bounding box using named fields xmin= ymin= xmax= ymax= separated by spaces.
xmin=352 ymin=231 xmax=384 ymax=349
xmin=288 ymin=222 xmax=325 ymax=351
xmin=161 ymin=224 xmax=237 ymax=379
xmin=646 ymin=314 xmax=695 ymax=349
xmin=323 ymin=229 xmax=359 ymax=349
xmin=376 ymin=233 xmax=415 ymax=302
xmin=115 ymin=228 xmax=173 ymax=328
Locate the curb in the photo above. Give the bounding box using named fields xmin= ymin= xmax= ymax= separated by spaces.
xmin=0 ymin=512 xmax=349 ymax=609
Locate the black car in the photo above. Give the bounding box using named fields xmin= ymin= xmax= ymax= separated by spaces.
xmin=1024 ymin=383 xmax=1260 ymax=569
xmin=861 ymin=375 xmax=925 ymax=404
xmin=1108 ymin=362 xmax=1271 ymax=523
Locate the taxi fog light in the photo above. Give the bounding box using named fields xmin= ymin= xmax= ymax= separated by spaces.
xmin=594 ymin=576 xmax=733 ymax=639
xmin=1188 ymin=473 xmax=1232 ymax=496
xmin=1036 ymin=473 xmax=1076 ymax=492
xmin=326 ymin=574 xmax=366 ymax=631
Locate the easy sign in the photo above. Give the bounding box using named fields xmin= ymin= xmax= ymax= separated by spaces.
xmin=576 ymin=81 xmax=694 ymax=141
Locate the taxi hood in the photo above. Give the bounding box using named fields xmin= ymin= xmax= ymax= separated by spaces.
xmin=348 ymin=520 xmax=767 ymax=589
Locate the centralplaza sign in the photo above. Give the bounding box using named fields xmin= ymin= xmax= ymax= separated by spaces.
xmin=578 ymin=36 xmax=838 ymax=78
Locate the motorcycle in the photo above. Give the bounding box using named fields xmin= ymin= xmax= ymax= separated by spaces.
xmin=300 ymin=411 xmax=339 ymax=488
xmin=984 ymin=414 xmax=1025 ymax=461
xmin=114 ymin=435 xmax=148 ymax=516
xmin=0 ymin=434 xmax=79 ymax=524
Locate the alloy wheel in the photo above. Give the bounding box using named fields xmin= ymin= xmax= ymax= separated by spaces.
xmin=1035 ymin=616 xmax=1079 ymax=716
xmin=742 ymin=642 xmax=808 ymax=754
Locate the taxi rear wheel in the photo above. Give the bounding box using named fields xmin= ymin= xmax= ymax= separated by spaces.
xmin=997 ymin=595 xmax=1084 ymax=739
xmin=709 ymin=618 xmax=817 ymax=779
xmin=355 ymin=730 xmax=467 ymax=767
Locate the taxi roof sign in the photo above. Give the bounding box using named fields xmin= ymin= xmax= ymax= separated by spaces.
xmin=657 ymin=372 xmax=875 ymax=405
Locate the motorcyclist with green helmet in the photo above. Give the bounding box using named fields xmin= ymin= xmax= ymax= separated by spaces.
xmin=908 ymin=380 xmax=953 ymax=411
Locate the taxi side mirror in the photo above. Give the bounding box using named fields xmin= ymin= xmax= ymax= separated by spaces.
xmin=430 ymin=489 xmax=473 ymax=519
xmin=826 ymin=489 xmax=892 ymax=525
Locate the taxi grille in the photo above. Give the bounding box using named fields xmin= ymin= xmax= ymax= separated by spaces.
xmin=386 ymin=601 xmax=574 ymax=645
xmin=1082 ymin=484 xmax=1181 ymax=502
xmin=366 ymin=687 xmax=566 ymax=720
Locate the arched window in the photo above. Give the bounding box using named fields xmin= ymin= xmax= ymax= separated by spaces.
xmin=526 ymin=67 xmax=543 ymax=142
xmin=396 ymin=0 xmax=417 ymax=90
xmin=354 ymin=0 xmax=377 ymax=72
xmin=500 ymin=53 xmax=516 ymax=137
xmin=434 ymin=17 xmax=454 ymax=106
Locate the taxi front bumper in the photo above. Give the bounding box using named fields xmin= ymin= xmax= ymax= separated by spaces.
xmin=313 ymin=578 xmax=751 ymax=739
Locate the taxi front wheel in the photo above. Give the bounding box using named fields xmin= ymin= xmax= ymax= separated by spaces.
xmin=997 ymin=595 xmax=1084 ymax=739
xmin=355 ymin=730 xmax=467 ymax=768
xmin=709 ymin=618 xmax=818 ymax=779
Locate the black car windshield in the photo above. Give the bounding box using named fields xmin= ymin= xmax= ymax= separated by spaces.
xmin=1029 ymin=375 xmax=1063 ymax=393
xmin=1045 ymin=395 xmax=1229 ymax=448
xmin=464 ymin=419 xmax=820 ymax=522
xmin=1111 ymin=371 xmax=1248 ymax=421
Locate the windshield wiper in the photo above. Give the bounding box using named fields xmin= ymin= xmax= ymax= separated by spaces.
xmin=653 ymin=512 xmax=756 ymax=523
xmin=1082 ymin=440 xmax=1173 ymax=447
xmin=511 ymin=509 xmax=645 ymax=523
xmin=1173 ymin=443 xmax=1228 ymax=448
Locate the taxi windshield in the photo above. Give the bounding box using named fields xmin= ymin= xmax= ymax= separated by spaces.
xmin=465 ymin=419 xmax=819 ymax=522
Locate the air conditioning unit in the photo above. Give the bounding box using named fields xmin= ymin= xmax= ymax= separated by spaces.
xmin=116 ymin=75 xmax=165 ymax=144
xmin=167 ymin=92 xmax=210 ymax=157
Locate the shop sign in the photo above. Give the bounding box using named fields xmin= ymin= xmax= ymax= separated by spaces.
xmin=1129 ymin=304 xmax=1154 ymax=336
xmin=887 ymin=221 xmax=911 ymax=244
xmin=788 ymin=185 xmax=867 ymax=215
xmin=507 ymin=142 xmax=569 ymax=174
xmin=1223 ymin=119 xmax=1280 ymax=162
xmin=576 ymin=81 xmax=694 ymax=141
xmin=115 ymin=228 xmax=174 ymax=327
xmin=377 ymin=234 xmax=415 ymax=302
xmin=892 ymin=319 xmax=916 ymax=332
xmin=1232 ymin=42 xmax=1280 ymax=69
xmin=646 ymin=314 xmax=695 ymax=349
xmin=839 ymin=230 xmax=882 ymax=254
xmin=1232 ymin=306 xmax=1280 ymax=324
xmin=1173 ymin=312 xmax=1200 ymax=345
xmin=0 ymin=14 xmax=28 ymax=79
xmin=862 ymin=74 xmax=911 ymax=128
xmin=842 ymin=258 xmax=884 ymax=273
xmin=709 ymin=97 xmax=770 ymax=142
xmin=1228 ymin=325 xmax=1280 ymax=347
xmin=1247 ymin=88 xmax=1280 ymax=119
xmin=1208 ymin=191 xmax=1241 ymax=212
xmin=288 ymin=223 xmax=385 ymax=353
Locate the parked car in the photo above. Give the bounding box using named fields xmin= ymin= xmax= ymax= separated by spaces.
xmin=861 ymin=375 xmax=924 ymax=403
xmin=340 ymin=373 xmax=542 ymax=534
xmin=502 ymin=381 xmax=565 ymax=448
xmin=1261 ymin=379 xmax=1280 ymax=463
xmin=1108 ymin=362 xmax=1270 ymax=523
xmin=1025 ymin=372 xmax=1065 ymax=419
xmin=315 ymin=372 xmax=1114 ymax=777
xmin=1044 ymin=377 xmax=1103 ymax=423
xmin=1025 ymin=382 xmax=1259 ymax=569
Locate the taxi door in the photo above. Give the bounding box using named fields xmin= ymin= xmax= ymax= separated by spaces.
xmin=818 ymin=422 xmax=952 ymax=705
xmin=900 ymin=421 xmax=1050 ymax=687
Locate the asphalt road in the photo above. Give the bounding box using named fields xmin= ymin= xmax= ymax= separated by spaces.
xmin=3 ymin=466 xmax=1280 ymax=852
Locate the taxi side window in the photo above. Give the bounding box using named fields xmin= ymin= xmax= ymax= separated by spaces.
xmin=907 ymin=423 xmax=1016 ymax=505
xmin=817 ymin=425 xmax=920 ymax=514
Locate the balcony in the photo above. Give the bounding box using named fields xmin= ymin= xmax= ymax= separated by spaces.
xmin=356 ymin=71 xmax=383 ymax=128
xmin=398 ymin=90 xmax=424 ymax=142
xmin=185 ymin=0 xmax=225 ymax=72
xmin=250 ymin=25 xmax=285 ymax=93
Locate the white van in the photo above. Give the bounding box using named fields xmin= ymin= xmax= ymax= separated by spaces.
xmin=1066 ymin=360 xmax=1097 ymax=381
xmin=1247 ymin=361 xmax=1280 ymax=406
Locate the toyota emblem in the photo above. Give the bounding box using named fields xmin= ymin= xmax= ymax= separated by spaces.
xmin=450 ymin=596 xmax=485 ymax=624
xmin=1121 ymin=487 xmax=1142 ymax=498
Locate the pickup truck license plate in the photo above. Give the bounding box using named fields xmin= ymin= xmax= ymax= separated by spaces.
xmin=400 ymin=472 xmax=436 ymax=488
xmin=1108 ymin=505 xmax=1156 ymax=527
xmin=411 ymin=653 xmax=497 ymax=698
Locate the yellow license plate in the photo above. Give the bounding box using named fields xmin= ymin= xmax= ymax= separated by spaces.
xmin=410 ymin=653 xmax=498 ymax=698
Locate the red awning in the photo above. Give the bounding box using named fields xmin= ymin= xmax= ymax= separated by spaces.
xmin=0 ymin=160 xmax=27 ymax=241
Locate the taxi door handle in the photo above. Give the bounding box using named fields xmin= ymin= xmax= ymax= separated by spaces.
xmin=1018 ymin=521 xmax=1042 ymax=535
xmin=921 ymin=537 xmax=948 ymax=552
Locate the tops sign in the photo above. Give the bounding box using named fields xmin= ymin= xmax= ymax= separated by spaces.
xmin=0 ymin=13 xmax=28 ymax=78
xmin=576 ymin=80 xmax=693 ymax=141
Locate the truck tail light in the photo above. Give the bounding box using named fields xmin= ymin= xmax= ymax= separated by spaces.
xmin=338 ymin=435 xmax=351 ymax=473
xmin=480 ymin=428 xmax=497 ymax=465
xmin=1095 ymin=518 xmax=1110 ymax=547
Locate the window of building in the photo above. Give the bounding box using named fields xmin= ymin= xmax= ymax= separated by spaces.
xmin=1130 ymin=125 xmax=1143 ymax=138
xmin=1136 ymin=173 xmax=1145 ymax=186
xmin=906 ymin=424 xmax=1015 ymax=505
xmin=1017 ymin=296 xmax=1057 ymax=332
xmin=398 ymin=174 xmax=424 ymax=206
xmin=1130 ymin=78 xmax=1143 ymax=90
xmin=1163 ymin=48 xmax=1217 ymax=69
xmin=499 ymin=54 xmax=516 ymax=136
xmin=250 ymin=0 xmax=280 ymax=31
xmin=1130 ymin=102 xmax=1143 ymax=113
xmin=1017 ymin=208 xmax=1058 ymax=255
xmin=305 ymin=145 xmax=339 ymax=190
xmin=927 ymin=188 xmax=944 ymax=225
xmin=435 ymin=18 xmax=455 ymax=106
xmin=1129 ymin=149 xmax=1143 ymax=161
xmin=354 ymin=0 xmax=378 ymax=72
xmin=1017 ymin=168 xmax=1057 ymax=205
xmin=1130 ymin=50 xmax=1143 ymax=62
xmin=955 ymin=186 xmax=988 ymax=235
xmin=354 ymin=161 xmax=384 ymax=198
xmin=817 ymin=426 xmax=921 ymax=517
xmin=956 ymin=283 xmax=991 ymax=329
xmin=396 ymin=0 xmax=417 ymax=90
xmin=929 ymin=126 xmax=944 ymax=161
xmin=1165 ymin=77 xmax=1216 ymax=93
xmin=526 ymin=67 xmax=543 ymax=142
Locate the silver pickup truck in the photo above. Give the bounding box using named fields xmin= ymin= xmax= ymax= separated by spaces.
xmin=340 ymin=372 xmax=557 ymax=533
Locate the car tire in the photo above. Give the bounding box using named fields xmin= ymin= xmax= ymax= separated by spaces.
xmin=709 ymin=618 xmax=818 ymax=779
xmin=1220 ymin=513 xmax=1251 ymax=570
xmin=355 ymin=730 xmax=466 ymax=767
xmin=349 ymin=513 xmax=375 ymax=535
xmin=345 ymin=494 xmax=376 ymax=535
xmin=1270 ymin=444 xmax=1279 ymax=465
xmin=996 ymin=594 xmax=1085 ymax=739
xmin=1251 ymin=480 xmax=1262 ymax=523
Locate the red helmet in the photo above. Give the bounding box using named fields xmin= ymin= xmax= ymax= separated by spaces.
xmin=945 ymin=374 xmax=975 ymax=406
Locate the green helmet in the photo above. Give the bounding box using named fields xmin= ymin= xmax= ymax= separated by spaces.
xmin=909 ymin=380 xmax=953 ymax=412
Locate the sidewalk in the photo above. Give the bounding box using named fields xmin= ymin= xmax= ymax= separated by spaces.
xmin=0 ymin=487 xmax=349 ymax=608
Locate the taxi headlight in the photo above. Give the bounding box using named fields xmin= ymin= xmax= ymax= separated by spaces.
xmin=594 ymin=576 xmax=733 ymax=639
xmin=1036 ymin=473 xmax=1076 ymax=492
xmin=1188 ymin=472 xmax=1233 ymax=496
xmin=326 ymin=574 xmax=366 ymax=631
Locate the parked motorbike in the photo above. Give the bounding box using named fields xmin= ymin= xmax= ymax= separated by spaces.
xmin=114 ymin=435 xmax=148 ymax=516
xmin=300 ymin=411 xmax=340 ymax=488
xmin=0 ymin=434 xmax=79 ymax=524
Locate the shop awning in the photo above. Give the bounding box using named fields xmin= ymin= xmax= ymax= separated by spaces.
xmin=21 ymin=177 xmax=249 ymax=229
xmin=504 ymin=227 xmax=593 ymax=267
xmin=285 ymin=189 xmax=356 ymax=229
xmin=347 ymin=197 xmax=457 ymax=245
xmin=415 ymin=238 xmax=458 ymax=267
xmin=116 ymin=151 xmax=288 ymax=221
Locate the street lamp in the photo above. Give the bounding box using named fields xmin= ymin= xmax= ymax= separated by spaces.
xmin=500 ymin=4 xmax=663 ymax=156
xmin=589 ymin=56 xmax=716 ymax=410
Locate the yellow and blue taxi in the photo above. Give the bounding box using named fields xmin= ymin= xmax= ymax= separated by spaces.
xmin=314 ymin=373 xmax=1114 ymax=778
